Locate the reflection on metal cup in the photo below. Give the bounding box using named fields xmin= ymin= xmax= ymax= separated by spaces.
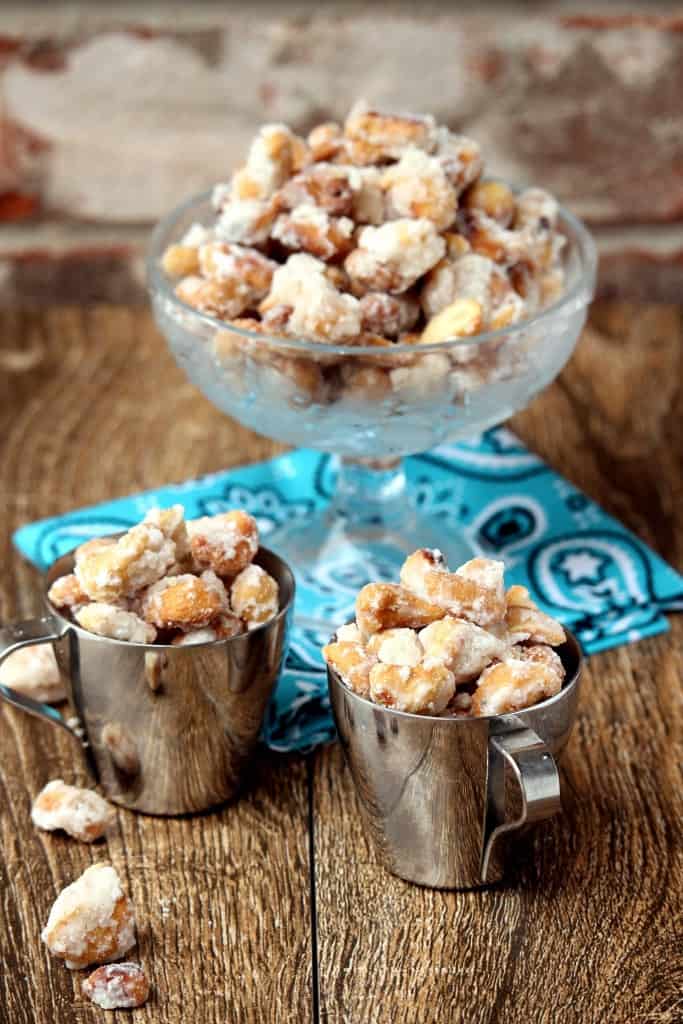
xmin=328 ymin=631 xmax=582 ymax=889
xmin=0 ymin=547 xmax=294 ymax=815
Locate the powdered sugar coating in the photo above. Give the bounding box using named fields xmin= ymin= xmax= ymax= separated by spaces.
xmin=346 ymin=219 xmax=445 ymax=296
xmin=382 ymin=148 xmax=458 ymax=231
xmin=188 ymin=510 xmax=258 ymax=577
xmin=260 ymin=254 xmax=361 ymax=342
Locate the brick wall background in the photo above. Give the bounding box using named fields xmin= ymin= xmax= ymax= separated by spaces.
xmin=2 ymin=2 xmax=683 ymax=306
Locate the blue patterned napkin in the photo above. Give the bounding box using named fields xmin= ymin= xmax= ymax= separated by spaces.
xmin=13 ymin=428 xmax=682 ymax=753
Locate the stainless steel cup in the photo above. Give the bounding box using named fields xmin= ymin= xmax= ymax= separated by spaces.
xmin=0 ymin=547 xmax=295 ymax=815
xmin=328 ymin=631 xmax=582 ymax=889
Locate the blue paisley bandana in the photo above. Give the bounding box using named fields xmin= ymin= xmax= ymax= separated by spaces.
xmin=14 ymin=429 xmax=682 ymax=753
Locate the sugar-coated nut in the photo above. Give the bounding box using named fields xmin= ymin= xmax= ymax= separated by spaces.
xmin=421 ymin=252 xmax=496 ymax=321
xmin=418 ymin=616 xmax=506 ymax=683
xmin=420 ymin=298 xmax=484 ymax=344
xmin=382 ymin=148 xmax=458 ymax=231
xmin=271 ymin=204 xmax=355 ymax=261
xmin=369 ymin=661 xmax=455 ymax=714
xmin=199 ymin=241 xmax=276 ymax=292
xmin=515 ymin=187 xmax=559 ymax=231
xmin=230 ymin=564 xmax=279 ymax=629
xmin=141 ymin=571 xmax=227 ymax=630
xmin=83 ymin=962 xmax=150 ymax=1010
xmin=48 ymin=573 xmax=89 ymax=610
xmin=143 ymin=505 xmax=192 ymax=569
xmin=345 ymin=219 xmax=445 ymax=296
xmin=351 ymin=167 xmax=386 ymax=225
xmin=101 ymin=722 xmax=140 ymax=776
xmin=359 ymin=292 xmax=420 ymax=338
xmin=74 ymin=514 xmax=178 ymax=602
xmin=76 ymin=604 xmax=157 ymax=644
xmin=278 ymin=163 xmax=361 ymax=216
xmin=400 ymin=550 xmax=505 ymax=628
xmin=308 ymin=122 xmax=345 ymax=162
xmin=367 ymin=627 xmax=424 ymax=667
xmin=161 ymin=244 xmax=200 ymax=278
xmin=472 ymin=657 xmax=562 ymax=716
xmin=215 ymin=196 xmax=280 ymax=246
xmin=341 ymin=363 xmax=392 ymax=402
xmin=231 ymin=123 xmax=303 ymax=201
xmin=450 ymin=690 xmax=473 ymax=714
xmin=322 ymin=640 xmax=377 ymax=697
xmin=188 ymin=510 xmax=259 ymax=577
xmin=171 ymin=613 xmax=244 ymax=645
xmin=505 ymin=585 xmax=566 ymax=646
xmin=344 ymin=100 xmax=438 ymax=160
xmin=0 ymin=643 xmax=65 ymax=703
xmin=512 ymin=643 xmax=565 ymax=687
xmin=356 ymin=582 xmax=445 ymax=636
xmin=463 ymin=180 xmax=516 ymax=227
xmin=41 ymin=863 xmax=136 ymax=970
xmin=31 ymin=779 xmax=114 ymax=843
xmin=335 ymin=622 xmax=362 ymax=644
xmin=434 ymin=128 xmax=483 ymax=193
xmin=260 ymin=254 xmax=362 ymax=343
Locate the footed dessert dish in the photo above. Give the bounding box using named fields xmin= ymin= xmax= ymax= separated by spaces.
xmin=148 ymin=99 xmax=596 ymax=590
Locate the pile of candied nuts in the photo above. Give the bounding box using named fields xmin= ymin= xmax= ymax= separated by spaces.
xmin=161 ymin=100 xmax=567 ymax=405
xmin=323 ymin=549 xmax=567 ymax=716
xmin=47 ymin=505 xmax=279 ymax=644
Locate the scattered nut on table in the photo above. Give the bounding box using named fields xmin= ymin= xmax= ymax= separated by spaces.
xmin=82 ymin=962 xmax=150 ymax=1010
xmin=31 ymin=780 xmax=114 ymax=843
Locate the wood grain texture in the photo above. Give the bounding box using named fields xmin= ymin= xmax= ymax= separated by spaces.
xmin=0 ymin=307 xmax=308 ymax=1024
xmin=0 ymin=302 xmax=681 ymax=1023
xmin=312 ymin=300 xmax=683 ymax=1024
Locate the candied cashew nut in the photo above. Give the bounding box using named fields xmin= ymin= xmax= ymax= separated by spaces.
xmin=369 ymin=661 xmax=455 ymax=714
xmin=0 ymin=643 xmax=65 ymax=703
xmin=420 ymin=298 xmax=483 ymax=344
xmin=335 ymin=622 xmax=363 ymax=644
xmin=512 ymin=643 xmax=565 ymax=687
xmin=141 ymin=571 xmax=227 ymax=631
xmin=434 ymin=128 xmax=483 ymax=193
xmin=382 ymin=148 xmax=458 ymax=231
xmin=188 ymin=510 xmax=259 ymax=577
xmin=344 ymin=100 xmax=438 ymax=160
xmin=83 ymin=962 xmax=150 ymax=1010
xmin=359 ymin=291 xmax=419 ymax=338
xmin=505 ymin=585 xmax=566 ymax=646
xmin=260 ymin=253 xmax=361 ymax=342
xmin=31 ymin=779 xmax=114 ymax=843
xmin=230 ymin=564 xmax=279 ymax=629
xmin=214 ymin=195 xmax=280 ymax=247
xmin=515 ymin=187 xmax=559 ymax=231
xmin=367 ymin=627 xmax=424 ymax=667
xmin=41 ymin=863 xmax=136 ymax=970
xmin=271 ymin=204 xmax=355 ymax=261
xmin=472 ymin=657 xmax=562 ymax=716
xmin=76 ymin=604 xmax=157 ymax=644
xmin=418 ymin=616 xmax=506 ymax=683
xmin=308 ymin=122 xmax=345 ymax=162
xmin=231 ymin=123 xmax=303 ymax=200
xmin=75 ymin=516 xmax=178 ymax=602
xmin=463 ymin=180 xmax=516 ymax=227
xmin=279 ymin=163 xmax=361 ymax=216
xmin=322 ymin=640 xmax=377 ymax=697
xmin=345 ymin=219 xmax=445 ymax=296
xmin=400 ymin=550 xmax=505 ymax=628
xmin=355 ymin=582 xmax=444 ymax=636
xmin=48 ymin=573 xmax=89 ymax=610
xmin=161 ymin=244 xmax=200 ymax=278
xmin=421 ymin=252 xmax=496 ymax=322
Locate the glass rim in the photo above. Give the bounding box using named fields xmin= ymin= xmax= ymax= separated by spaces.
xmin=146 ymin=188 xmax=598 ymax=357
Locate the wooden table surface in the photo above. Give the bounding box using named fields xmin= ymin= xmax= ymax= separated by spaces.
xmin=0 ymin=301 xmax=681 ymax=1024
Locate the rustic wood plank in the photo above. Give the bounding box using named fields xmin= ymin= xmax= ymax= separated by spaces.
xmin=312 ymin=302 xmax=683 ymax=1024
xmin=0 ymin=307 xmax=310 ymax=1024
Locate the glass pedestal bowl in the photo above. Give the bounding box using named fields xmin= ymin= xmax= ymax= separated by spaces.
xmin=147 ymin=192 xmax=597 ymax=626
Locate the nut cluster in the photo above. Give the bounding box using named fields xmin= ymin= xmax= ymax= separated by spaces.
xmin=161 ymin=100 xmax=567 ymax=409
xmin=47 ymin=505 xmax=279 ymax=644
xmin=323 ymin=549 xmax=567 ymax=716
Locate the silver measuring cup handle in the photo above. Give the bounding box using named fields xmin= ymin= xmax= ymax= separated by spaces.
xmin=481 ymin=723 xmax=562 ymax=883
xmin=0 ymin=616 xmax=79 ymax=741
